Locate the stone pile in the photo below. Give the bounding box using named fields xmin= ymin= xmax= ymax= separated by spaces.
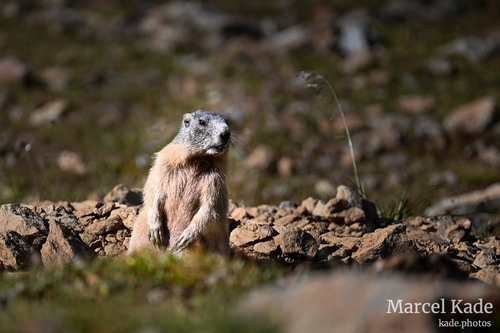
xmin=0 ymin=184 xmax=498 ymax=287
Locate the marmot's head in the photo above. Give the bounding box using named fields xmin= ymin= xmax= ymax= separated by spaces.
xmin=180 ymin=110 xmax=231 ymax=156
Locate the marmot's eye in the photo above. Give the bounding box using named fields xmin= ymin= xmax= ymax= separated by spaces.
xmin=184 ymin=119 xmax=190 ymax=127
xmin=198 ymin=119 xmax=207 ymax=126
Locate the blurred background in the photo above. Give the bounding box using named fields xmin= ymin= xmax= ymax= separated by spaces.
xmin=1 ymin=0 xmax=499 ymax=216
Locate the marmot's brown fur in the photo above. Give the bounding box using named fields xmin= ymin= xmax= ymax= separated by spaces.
xmin=127 ymin=110 xmax=231 ymax=255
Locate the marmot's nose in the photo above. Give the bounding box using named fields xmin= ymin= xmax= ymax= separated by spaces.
xmin=220 ymin=129 xmax=230 ymax=143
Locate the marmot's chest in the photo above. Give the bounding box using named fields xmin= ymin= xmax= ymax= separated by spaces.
xmin=166 ymin=164 xmax=220 ymax=196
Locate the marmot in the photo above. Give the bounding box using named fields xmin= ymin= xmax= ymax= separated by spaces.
xmin=127 ymin=110 xmax=231 ymax=255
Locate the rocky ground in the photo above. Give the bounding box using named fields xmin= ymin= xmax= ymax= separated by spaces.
xmin=1 ymin=183 xmax=498 ymax=281
xmin=1 ymin=183 xmax=499 ymax=331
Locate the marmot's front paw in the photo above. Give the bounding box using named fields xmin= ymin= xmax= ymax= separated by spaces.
xmin=170 ymin=233 xmax=190 ymax=254
xmin=149 ymin=225 xmax=167 ymax=249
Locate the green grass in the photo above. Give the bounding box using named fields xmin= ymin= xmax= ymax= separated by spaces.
xmin=0 ymin=252 xmax=284 ymax=333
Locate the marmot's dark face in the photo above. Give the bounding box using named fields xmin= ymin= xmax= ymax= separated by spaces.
xmin=183 ymin=110 xmax=231 ymax=156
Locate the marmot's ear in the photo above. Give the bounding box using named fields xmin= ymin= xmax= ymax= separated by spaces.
xmin=183 ymin=113 xmax=191 ymax=127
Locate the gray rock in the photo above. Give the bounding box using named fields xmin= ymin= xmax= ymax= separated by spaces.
xmin=440 ymin=35 xmax=500 ymax=62
xmin=337 ymin=10 xmax=372 ymax=56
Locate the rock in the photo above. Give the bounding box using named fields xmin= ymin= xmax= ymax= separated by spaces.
xmin=313 ymin=180 xmax=335 ymax=197
xmin=230 ymin=228 xmax=262 ymax=247
xmin=441 ymin=34 xmax=500 ymax=62
xmin=0 ymin=231 xmax=33 ymax=271
xmin=104 ymin=184 xmax=143 ymax=206
xmin=85 ymin=216 xmax=124 ymax=236
xmin=265 ymin=25 xmax=310 ymax=52
xmin=0 ymin=56 xmax=29 ymax=85
xmin=471 ymin=266 xmax=500 ymax=287
xmin=299 ymin=197 xmax=318 ymax=214
xmin=253 ymin=240 xmax=279 ymax=257
xmin=103 ymin=243 xmax=126 ymax=257
xmin=230 ymin=207 xmax=250 ymax=221
xmin=397 ymin=95 xmax=436 ymax=114
xmin=337 ymin=10 xmax=373 ymax=56
xmin=56 ymin=150 xmax=87 ymax=176
xmin=425 ymin=183 xmax=500 ymax=227
xmin=351 ymin=224 xmax=414 ymax=263
xmin=342 ymin=207 xmax=366 ymax=225
xmin=318 ymin=233 xmax=358 ymax=260
xmin=335 ymin=185 xmax=362 ymax=207
xmin=244 ymin=145 xmax=276 ymax=172
xmin=109 ymin=206 xmax=139 ymax=230
xmin=277 ymin=157 xmax=294 ymax=177
xmin=340 ymin=50 xmax=373 ymax=74
xmin=40 ymin=66 xmax=69 ymax=91
xmin=274 ymin=214 xmax=301 ymax=227
xmin=443 ymin=96 xmax=496 ymax=135
xmin=29 ymin=99 xmax=68 ymax=126
xmin=0 ymin=204 xmax=48 ymax=244
xmin=322 ymin=198 xmax=348 ymax=217
xmin=405 ymin=229 xmax=449 ymax=255
xmin=40 ymin=219 xmax=89 ymax=267
xmin=311 ymin=200 xmax=326 ymax=217
xmin=469 ymin=141 xmax=500 ymax=168
xmin=275 ymin=228 xmax=318 ymax=259
xmin=412 ymin=115 xmax=446 ymax=150
xmin=336 ymin=185 xmax=378 ymax=227
xmin=473 ymin=249 xmax=498 ymax=269
xmin=425 ymin=57 xmax=455 ymax=76
xmin=243 ymin=270 xmax=500 ymax=333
